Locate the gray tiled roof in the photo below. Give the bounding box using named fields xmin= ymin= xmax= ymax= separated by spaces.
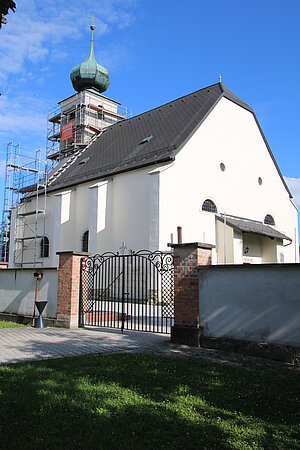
xmin=217 ymin=215 xmax=291 ymax=241
xmin=47 ymin=82 xmax=291 ymax=199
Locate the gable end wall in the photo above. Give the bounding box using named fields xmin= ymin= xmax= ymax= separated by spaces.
xmin=159 ymin=97 xmax=299 ymax=262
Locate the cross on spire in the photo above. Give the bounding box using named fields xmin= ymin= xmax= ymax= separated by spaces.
xmin=119 ymin=241 xmax=127 ymax=255
xmin=89 ymin=14 xmax=96 ymax=30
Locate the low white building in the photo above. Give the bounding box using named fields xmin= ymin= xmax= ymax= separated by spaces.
xmin=9 ymin=81 xmax=299 ymax=267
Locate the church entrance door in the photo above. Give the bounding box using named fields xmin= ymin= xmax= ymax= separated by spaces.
xmin=79 ymin=250 xmax=174 ymax=334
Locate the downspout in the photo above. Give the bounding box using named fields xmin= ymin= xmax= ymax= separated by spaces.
xmin=223 ymin=213 xmax=227 ymax=264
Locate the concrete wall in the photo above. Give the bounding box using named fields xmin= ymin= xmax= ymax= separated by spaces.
xmin=0 ymin=268 xmax=58 ymax=318
xmin=198 ymin=264 xmax=300 ymax=347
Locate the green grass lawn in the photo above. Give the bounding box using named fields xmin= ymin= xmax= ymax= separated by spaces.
xmin=0 ymin=353 xmax=299 ymax=450
xmin=0 ymin=320 xmax=25 ymax=328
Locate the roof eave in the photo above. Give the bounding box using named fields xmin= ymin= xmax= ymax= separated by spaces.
xmin=47 ymin=156 xmax=175 ymax=194
xmin=216 ymin=216 xmax=292 ymax=242
xmin=252 ymin=114 xmax=293 ymax=199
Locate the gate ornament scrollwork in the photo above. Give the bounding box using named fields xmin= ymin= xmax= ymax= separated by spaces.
xmin=79 ymin=250 xmax=174 ymax=333
xmin=133 ymin=250 xmax=174 ymax=274
xmin=81 ymin=252 xmax=119 ymax=274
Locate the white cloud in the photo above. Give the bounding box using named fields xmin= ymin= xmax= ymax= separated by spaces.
xmin=0 ymin=160 xmax=6 ymax=178
xmin=0 ymin=92 xmax=47 ymax=155
xmin=0 ymin=111 xmax=45 ymax=135
xmin=0 ymin=0 xmax=137 ymax=152
xmin=0 ymin=0 xmax=137 ymax=180
xmin=97 ymin=43 xmax=132 ymax=73
xmin=285 ymin=177 xmax=300 ymax=208
xmin=0 ymin=0 xmax=136 ymax=80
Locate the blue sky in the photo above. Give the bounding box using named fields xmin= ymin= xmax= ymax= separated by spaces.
xmin=0 ymin=0 xmax=300 ymax=225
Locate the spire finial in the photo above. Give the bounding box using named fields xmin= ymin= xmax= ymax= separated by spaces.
xmin=87 ymin=15 xmax=96 ymax=60
xmin=89 ymin=14 xmax=96 ymax=31
xmin=70 ymin=13 xmax=110 ymax=94
xmin=219 ymin=74 xmax=222 ymax=83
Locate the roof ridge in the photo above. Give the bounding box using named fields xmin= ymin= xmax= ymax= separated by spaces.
xmin=47 ymin=81 xmax=291 ymax=203
xmin=100 ymin=83 xmax=223 ymax=135
xmin=220 ymin=84 xmax=253 ymax=113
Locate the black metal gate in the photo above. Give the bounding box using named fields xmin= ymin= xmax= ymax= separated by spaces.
xmin=79 ymin=250 xmax=174 ymax=333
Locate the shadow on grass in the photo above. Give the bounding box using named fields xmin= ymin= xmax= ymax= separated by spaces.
xmin=0 ymin=353 xmax=299 ymax=449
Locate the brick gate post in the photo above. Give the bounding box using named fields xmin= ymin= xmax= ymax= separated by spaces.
xmin=56 ymin=251 xmax=90 ymax=328
xmin=169 ymin=243 xmax=214 ymax=347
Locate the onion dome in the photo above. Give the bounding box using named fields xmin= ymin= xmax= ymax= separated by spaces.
xmin=70 ymin=24 xmax=110 ymax=93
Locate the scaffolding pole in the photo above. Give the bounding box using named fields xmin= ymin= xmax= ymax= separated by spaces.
xmin=46 ymin=90 xmax=132 ymax=168
xmin=0 ymin=143 xmax=47 ymax=267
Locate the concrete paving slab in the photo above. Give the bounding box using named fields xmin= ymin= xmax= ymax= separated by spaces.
xmin=0 ymin=326 xmax=286 ymax=368
xmin=0 ymin=326 xmax=169 ymax=365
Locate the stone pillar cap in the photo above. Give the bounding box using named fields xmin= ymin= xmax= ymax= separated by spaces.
xmin=168 ymin=242 xmax=215 ymax=249
xmin=56 ymin=251 xmax=91 ymax=256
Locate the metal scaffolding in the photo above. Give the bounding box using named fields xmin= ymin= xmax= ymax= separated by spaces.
xmin=46 ymin=90 xmax=132 ymax=168
xmin=0 ymin=142 xmax=47 ymax=267
xmin=1 ymin=90 xmax=131 ymax=265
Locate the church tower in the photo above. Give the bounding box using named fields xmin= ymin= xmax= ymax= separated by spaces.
xmin=46 ymin=21 xmax=130 ymax=166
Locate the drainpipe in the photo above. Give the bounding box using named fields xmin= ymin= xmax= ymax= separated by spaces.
xmin=223 ymin=213 xmax=227 ymax=264
xmin=33 ymin=272 xmax=43 ymax=326
xmin=177 ymin=226 xmax=182 ymax=244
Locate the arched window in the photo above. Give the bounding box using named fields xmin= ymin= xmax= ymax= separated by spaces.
xmin=81 ymin=230 xmax=89 ymax=252
xmin=202 ymin=199 xmax=217 ymax=213
xmin=40 ymin=236 xmax=49 ymax=258
xmin=264 ymin=214 xmax=275 ymax=226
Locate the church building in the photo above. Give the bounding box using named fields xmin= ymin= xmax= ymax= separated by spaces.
xmin=8 ymin=25 xmax=299 ymax=268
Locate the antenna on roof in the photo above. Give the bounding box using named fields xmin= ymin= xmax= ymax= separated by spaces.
xmin=219 ymin=74 xmax=222 ymax=83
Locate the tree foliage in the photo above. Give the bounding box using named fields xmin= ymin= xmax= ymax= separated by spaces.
xmin=0 ymin=1 xmax=16 ymax=29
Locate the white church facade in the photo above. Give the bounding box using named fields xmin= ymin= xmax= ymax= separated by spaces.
xmin=9 ymin=83 xmax=299 ymax=268
xmin=7 ymin=25 xmax=299 ymax=268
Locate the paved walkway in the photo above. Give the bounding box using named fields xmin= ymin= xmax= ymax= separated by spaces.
xmin=0 ymin=326 xmax=174 ymax=365
xmin=0 ymin=326 xmax=284 ymax=368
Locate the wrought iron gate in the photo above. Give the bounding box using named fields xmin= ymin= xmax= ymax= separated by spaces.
xmin=79 ymin=250 xmax=174 ymax=333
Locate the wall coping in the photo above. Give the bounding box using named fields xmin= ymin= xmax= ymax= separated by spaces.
xmin=56 ymin=251 xmax=91 ymax=257
xmin=198 ymin=263 xmax=300 ymax=270
xmin=168 ymin=242 xmax=215 ymax=249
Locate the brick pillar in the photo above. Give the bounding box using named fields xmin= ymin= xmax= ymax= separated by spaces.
xmin=56 ymin=251 xmax=90 ymax=328
xmin=170 ymin=243 xmax=214 ymax=346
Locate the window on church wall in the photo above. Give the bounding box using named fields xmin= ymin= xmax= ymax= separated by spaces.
xmin=264 ymin=214 xmax=275 ymax=226
xmin=82 ymin=230 xmax=89 ymax=252
xmin=40 ymin=236 xmax=49 ymax=258
xmin=202 ymin=199 xmax=217 ymax=213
